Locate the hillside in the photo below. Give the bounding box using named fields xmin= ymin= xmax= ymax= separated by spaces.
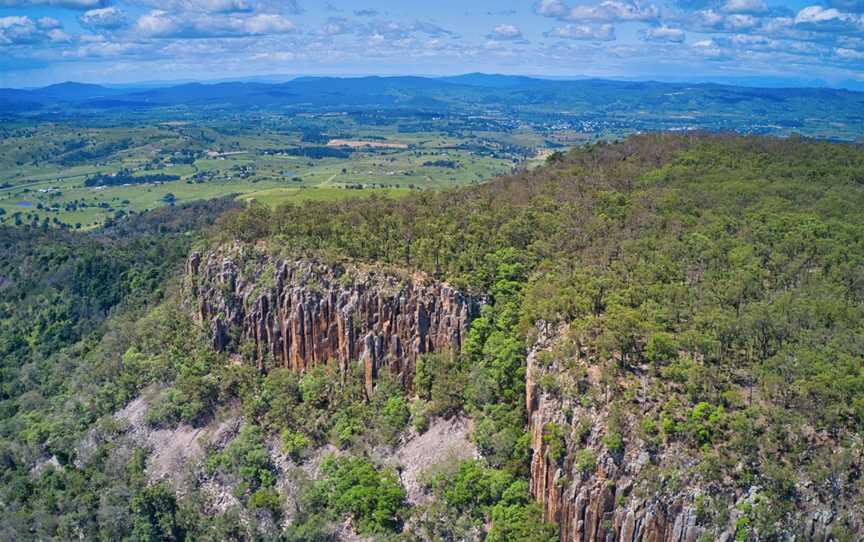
xmin=3 ymin=75 xmax=864 ymax=141
xmin=1 ymin=133 xmax=863 ymax=540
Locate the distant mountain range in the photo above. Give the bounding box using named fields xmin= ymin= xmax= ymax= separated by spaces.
xmin=2 ymin=74 xmax=863 ymax=141
xmin=3 ymin=73 xmax=862 ymax=110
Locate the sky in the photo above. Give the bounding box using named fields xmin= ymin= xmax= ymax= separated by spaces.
xmin=1 ymin=0 xmax=863 ymax=88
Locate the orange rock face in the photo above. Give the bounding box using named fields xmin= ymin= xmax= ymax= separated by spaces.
xmin=186 ymin=247 xmax=479 ymax=394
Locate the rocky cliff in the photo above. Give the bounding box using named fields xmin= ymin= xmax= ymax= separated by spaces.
xmin=185 ymin=245 xmax=480 ymax=394
xmin=185 ymin=245 xmax=859 ymax=541
xmin=525 ymin=326 xmax=858 ymax=542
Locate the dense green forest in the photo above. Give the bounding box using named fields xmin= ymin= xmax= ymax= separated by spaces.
xmin=2 ymin=133 xmax=863 ymax=540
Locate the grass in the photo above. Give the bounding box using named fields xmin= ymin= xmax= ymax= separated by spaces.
xmin=0 ymin=120 xmax=522 ymax=229
xmin=237 ymin=187 xmax=412 ymax=207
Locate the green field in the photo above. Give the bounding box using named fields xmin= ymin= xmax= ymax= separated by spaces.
xmin=0 ymin=119 xmax=521 ymax=229
xmin=238 ymin=186 xmax=412 ymax=207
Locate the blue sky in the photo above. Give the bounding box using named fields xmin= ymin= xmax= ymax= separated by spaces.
xmin=1 ymin=0 xmax=862 ymax=87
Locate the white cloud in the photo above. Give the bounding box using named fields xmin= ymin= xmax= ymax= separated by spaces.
xmin=690 ymin=9 xmax=762 ymax=32
xmin=487 ymin=24 xmax=523 ymax=41
xmin=134 ymin=10 xmax=297 ymax=39
xmin=80 ymin=7 xmax=127 ymax=30
xmin=130 ymin=0 xmax=303 ymax=15
xmin=0 ymin=15 xmax=69 ymax=45
xmin=693 ymin=38 xmax=731 ymax=59
xmin=0 ymin=0 xmax=107 ymax=8
xmin=545 ymin=23 xmax=616 ymax=41
xmin=362 ymin=20 xmax=453 ymax=40
xmin=794 ymin=6 xmax=864 ymax=33
xmin=535 ymin=0 xmax=659 ymax=23
xmin=37 ymin=17 xmax=62 ymax=29
xmin=642 ymin=25 xmax=685 ymax=42
xmin=535 ymin=0 xmax=569 ymax=18
xmin=721 ymin=0 xmax=768 ymax=15
xmin=835 ymin=46 xmax=864 ymax=58
xmin=724 ymin=14 xmax=759 ymax=30
xmin=319 ymin=17 xmax=353 ymax=36
xmin=243 ymin=14 xmax=295 ymax=35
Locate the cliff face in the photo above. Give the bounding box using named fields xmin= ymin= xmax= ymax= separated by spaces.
xmin=525 ymin=326 xmax=855 ymax=542
xmin=185 ymin=246 xmax=857 ymax=541
xmin=185 ymin=245 xmax=479 ymax=394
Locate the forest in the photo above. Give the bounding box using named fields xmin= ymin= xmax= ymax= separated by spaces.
xmin=1 ymin=133 xmax=863 ymax=540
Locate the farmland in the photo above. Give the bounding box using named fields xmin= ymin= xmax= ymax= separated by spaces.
xmin=0 ymin=116 xmax=521 ymax=228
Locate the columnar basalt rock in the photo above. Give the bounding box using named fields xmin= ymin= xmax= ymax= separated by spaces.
xmin=186 ymin=246 xmax=479 ymax=394
xmin=525 ymin=331 xmax=714 ymax=542
xmin=525 ymin=327 xmax=854 ymax=542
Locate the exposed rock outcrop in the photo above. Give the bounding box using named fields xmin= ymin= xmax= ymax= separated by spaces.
xmin=526 ymin=326 xmax=860 ymax=542
xmin=186 ymin=245 xmax=480 ymax=393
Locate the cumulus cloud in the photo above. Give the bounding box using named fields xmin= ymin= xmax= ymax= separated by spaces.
xmin=354 ymin=9 xmax=378 ymax=17
xmin=794 ymin=6 xmax=864 ymax=33
xmin=80 ymin=7 xmax=127 ymax=30
xmin=545 ymin=23 xmax=615 ymax=41
xmin=0 ymin=15 xmax=69 ymax=45
xmin=689 ymin=9 xmax=761 ymax=32
xmin=243 ymin=14 xmax=295 ymax=35
xmin=0 ymin=0 xmax=106 ymax=8
xmin=36 ymin=17 xmax=62 ymax=29
xmin=535 ymin=0 xmax=659 ymax=23
xmin=319 ymin=17 xmax=353 ymax=36
xmin=134 ymin=10 xmax=296 ymax=39
xmin=315 ymin=16 xmax=454 ymax=42
xmin=362 ymin=19 xmax=454 ymax=39
xmin=692 ymin=38 xmax=731 ymax=59
xmin=61 ymin=35 xmax=139 ymax=58
xmin=835 ymin=46 xmax=864 ymax=59
xmin=127 ymin=0 xmax=304 ymax=14
xmin=642 ymin=25 xmax=685 ymax=42
xmin=720 ymin=0 xmax=767 ymax=15
xmin=129 ymin=0 xmax=252 ymax=13
xmin=487 ymin=24 xmax=523 ymax=41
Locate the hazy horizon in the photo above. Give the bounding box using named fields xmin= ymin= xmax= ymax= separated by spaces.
xmin=6 ymin=71 xmax=864 ymax=92
xmin=2 ymin=0 xmax=863 ymax=89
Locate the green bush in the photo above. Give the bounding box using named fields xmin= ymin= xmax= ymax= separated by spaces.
xmin=437 ymin=460 xmax=512 ymax=515
xmin=315 ymin=455 xmax=407 ymax=534
xmin=645 ymin=332 xmax=678 ymax=364
xmin=380 ymin=394 xmax=411 ymax=443
xmin=249 ymin=487 xmax=282 ymax=514
xmin=281 ymin=429 xmax=311 ymax=462
xmin=130 ymin=483 xmax=184 ymax=542
xmin=687 ymin=402 xmax=725 ymax=446
xmin=575 ymin=449 xmax=597 ymax=475
xmin=207 ymin=424 xmax=275 ymax=495
xmin=542 ymin=422 xmax=566 ymax=464
xmin=488 ymin=501 xmax=558 ymax=542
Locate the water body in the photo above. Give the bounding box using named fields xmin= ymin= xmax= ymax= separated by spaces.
xmin=16 ymin=201 xmax=32 ymax=208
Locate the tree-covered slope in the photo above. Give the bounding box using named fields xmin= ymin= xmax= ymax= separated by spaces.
xmin=213 ymin=133 xmax=864 ymax=538
xmin=1 ymin=133 xmax=863 ymax=540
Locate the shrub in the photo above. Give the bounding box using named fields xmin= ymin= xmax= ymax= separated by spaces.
xmin=542 ymin=422 xmax=566 ymax=464
xmin=380 ymin=395 xmax=410 ymax=443
xmin=488 ymin=501 xmax=558 ymax=542
xmin=315 ymin=455 xmax=407 ymax=534
xmin=281 ymin=429 xmax=311 ymax=462
xmin=645 ymin=332 xmax=678 ymax=364
xmin=575 ymin=449 xmax=597 ymax=475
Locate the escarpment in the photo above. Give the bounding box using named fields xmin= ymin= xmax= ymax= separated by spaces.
xmin=184 ymin=244 xmax=861 ymax=542
xmin=185 ymin=245 xmax=480 ymax=393
xmin=525 ymin=327 xmax=859 ymax=542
